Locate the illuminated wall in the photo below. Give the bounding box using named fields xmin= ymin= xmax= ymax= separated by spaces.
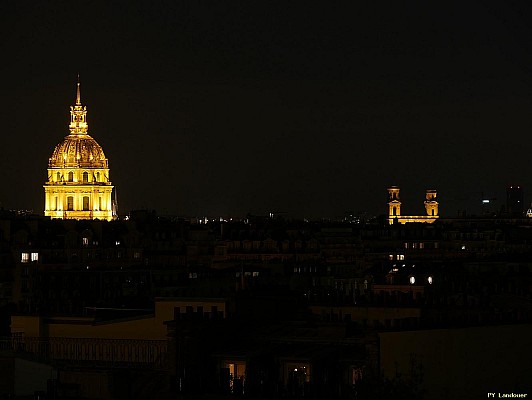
xmin=43 ymin=81 xmax=114 ymax=221
xmin=387 ymin=187 xmax=439 ymax=225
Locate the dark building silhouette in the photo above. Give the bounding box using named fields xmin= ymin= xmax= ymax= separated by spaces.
xmin=0 ymin=210 xmax=531 ymax=398
xmin=506 ymin=185 xmax=524 ymax=217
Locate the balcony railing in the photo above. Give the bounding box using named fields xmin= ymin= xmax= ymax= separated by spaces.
xmin=1 ymin=336 xmax=169 ymax=368
xmin=46 ymin=181 xmax=111 ymax=185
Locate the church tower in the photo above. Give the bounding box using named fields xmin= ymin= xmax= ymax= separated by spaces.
xmin=424 ymin=189 xmax=438 ymax=217
xmin=44 ymin=80 xmax=114 ymax=221
xmin=387 ymin=186 xmax=401 ymax=224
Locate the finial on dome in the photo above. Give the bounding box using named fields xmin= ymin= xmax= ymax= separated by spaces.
xmin=76 ymin=74 xmax=81 ymax=105
xmin=70 ymin=74 xmax=88 ymax=135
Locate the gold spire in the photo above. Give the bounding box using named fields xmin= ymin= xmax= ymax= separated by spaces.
xmin=69 ymin=77 xmax=88 ymax=135
xmin=76 ymin=74 xmax=81 ymax=105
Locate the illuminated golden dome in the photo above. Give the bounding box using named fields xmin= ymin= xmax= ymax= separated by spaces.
xmin=48 ymin=81 xmax=109 ymax=168
xmin=44 ymin=79 xmax=115 ymax=221
xmin=48 ymin=134 xmax=108 ymax=168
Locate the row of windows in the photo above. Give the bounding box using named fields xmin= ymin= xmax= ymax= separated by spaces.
xmin=408 ymin=276 xmax=433 ymax=285
xmin=404 ymin=242 xmax=440 ymax=250
xmin=21 ymin=252 xmax=39 ymax=263
xmin=228 ymin=240 xmax=317 ymax=251
xmin=51 ymin=196 xmax=105 ymax=211
xmin=55 ymin=171 xmax=103 ymax=183
xmin=294 ymin=266 xmax=318 ymax=274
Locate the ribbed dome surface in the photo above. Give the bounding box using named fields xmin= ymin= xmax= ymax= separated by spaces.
xmin=48 ymin=134 xmax=108 ymax=168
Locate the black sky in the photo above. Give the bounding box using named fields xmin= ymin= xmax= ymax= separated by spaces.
xmin=2 ymin=1 xmax=532 ymax=218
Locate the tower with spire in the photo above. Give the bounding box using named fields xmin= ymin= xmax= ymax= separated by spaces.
xmin=43 ymin=78 xmax=115 ymax=221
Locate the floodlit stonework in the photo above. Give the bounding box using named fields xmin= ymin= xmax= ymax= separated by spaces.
xmin=387 ymin=186 xmax=439 ymax=225
xmin=44 ymin=80 xmax=114 ymax=220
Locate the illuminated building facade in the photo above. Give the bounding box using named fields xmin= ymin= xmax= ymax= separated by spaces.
xmin=44 ymin=81 xmax=114 ymax=220
xmin=387 ymin=186 xmax=439 ymax=224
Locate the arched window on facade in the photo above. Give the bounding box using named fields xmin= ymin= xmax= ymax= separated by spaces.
xmin=67 ymin=196 xmax=74 ymax=211
xmin=56 ymin=172 xmax=61 ymax=182
xmin=68 ymin=171 xmax=74 ymax=182
xmin=83 ymin=172 xmax=89 ymax=182
xmin=96 ymin=172 xmax=100 ymax=182
xmin=83 ymin=196 xmax=90 ymax=211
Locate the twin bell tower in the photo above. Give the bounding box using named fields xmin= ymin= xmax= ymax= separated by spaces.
xmin=387 ymin=187 xmax=438 ymax=224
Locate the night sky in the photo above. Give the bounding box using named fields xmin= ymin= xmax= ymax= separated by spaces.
xmin=2 ymin=1 xmax=532 ymax=219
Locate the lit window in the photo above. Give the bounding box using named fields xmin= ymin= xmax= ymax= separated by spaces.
xmin=461 ymin=245 xmax=466 ymax=250
xmin=419 ymin=243 xmax=424 ymax=249
xmin=21 ymin=253 xmax=29 ymax=263
xmin=398 ymin=254 xmax=405 ymax=260
xmin=428 ymin=276 xmax=433 ymax=284
xmin=82 ymin=196 xmax=90 ymax=211
xmin=351 ymin=367 xmax=363 ymax=385
xmin=388 ymin=254 xmax=394 ymax=260
xmin=409 ymin=276 xmax=416 ymax=285
xmin=31 ymin=252 xmax=38 ymax=262
xmin=82 ymin=237 xmax=89 ymax=246
xmin=134 ymin=252 xmax=140 ymax=259
xmin=67 ymin=196 xmax=74 ymax=211
xmin=115 ymin=240 xmax=120 ymax=246
xmin=253 ymin=271 xmax=259 ymax=277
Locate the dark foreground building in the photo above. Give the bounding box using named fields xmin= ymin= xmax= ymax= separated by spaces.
xmin=0 ymin=210 xmax=531 ymax=399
